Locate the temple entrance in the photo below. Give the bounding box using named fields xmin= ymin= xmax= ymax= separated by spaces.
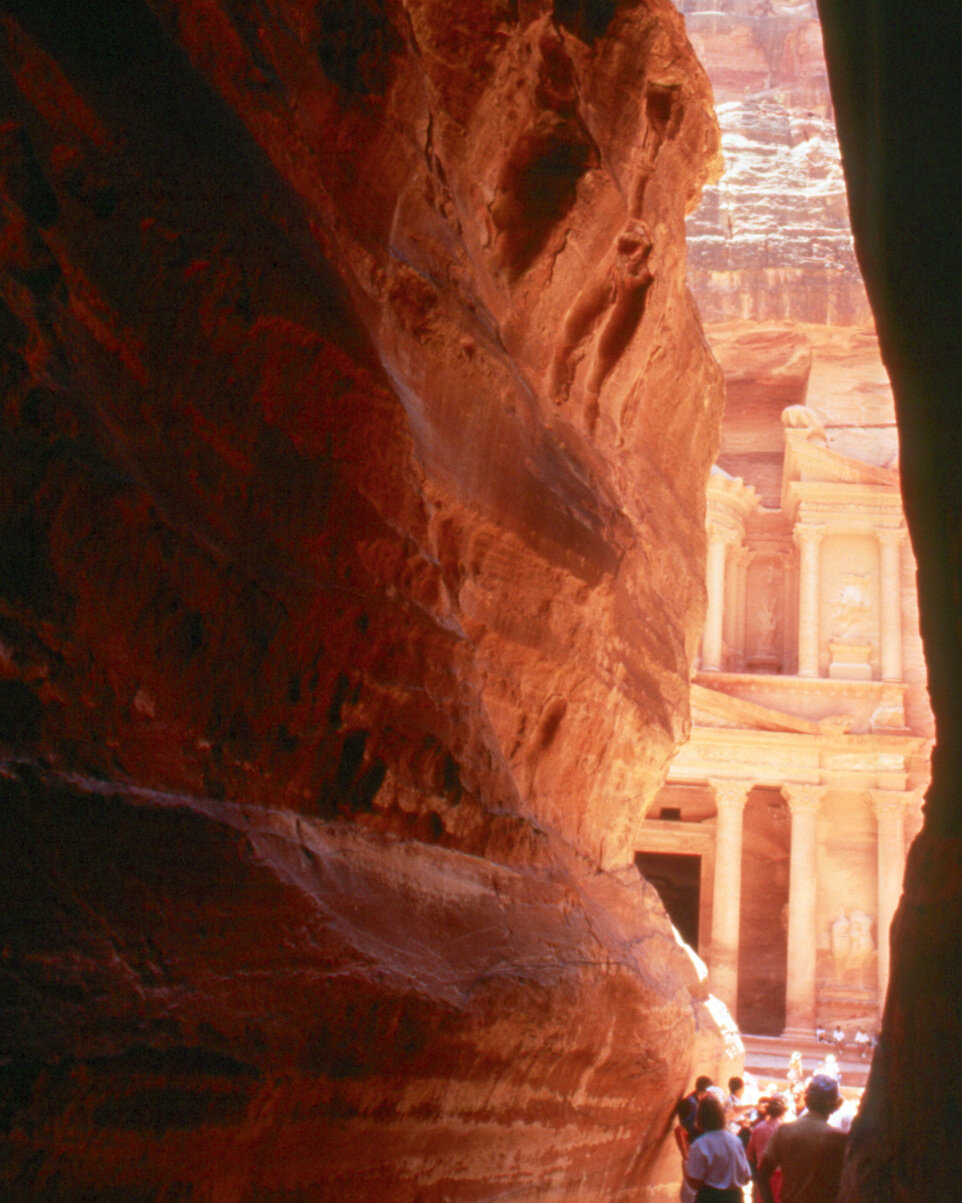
xmin=736 ymin=788 xmax=790 ymax=1035
xmin=635 ymin=851 xmax=701 ymax=950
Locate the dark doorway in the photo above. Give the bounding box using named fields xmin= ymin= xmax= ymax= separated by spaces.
xmin=635 ymin=851 xmax=701 ymax=950
xmin=736 ymin=788 xmax=790 ymax=1035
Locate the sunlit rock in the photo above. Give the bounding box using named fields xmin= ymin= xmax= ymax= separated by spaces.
xmin=0 ymin=1 xmax=731 ymax=1197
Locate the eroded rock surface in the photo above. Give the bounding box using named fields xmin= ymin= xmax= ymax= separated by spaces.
xmin=680 ymin=0 xmax=867 ymax=325
xmin=0 ymin=1 xmax=727 ymax=1197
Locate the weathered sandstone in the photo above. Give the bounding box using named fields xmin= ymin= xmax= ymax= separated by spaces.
xmin=0 ymin=1 xmax=731 ymax=1197
xmin=680 ymin=0 xmax=868 ymax=326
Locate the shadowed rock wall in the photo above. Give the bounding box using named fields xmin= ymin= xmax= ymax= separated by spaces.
xmin=0 ymin=1 xmax=731 ymax=1197
xmin=816 ymin=2 xmax=962 ymax=1199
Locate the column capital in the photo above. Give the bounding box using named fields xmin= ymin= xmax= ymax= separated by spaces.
xmin=794 ymin=523 xmax=826 ymax=548
xmin=870 ymin=788 xmax=910 ymax=820
xmin=707 ymin=521 xmax=740 ymax=548
xmin=782 ymin=783 xmax=822 ymax=815
xmin=876 ymin=526 xmax=907 ymax=549
xmin=709 ymin=778 xmax=749 ymax=812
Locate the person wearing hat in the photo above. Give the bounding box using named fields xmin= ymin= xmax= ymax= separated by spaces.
xmin=756 ymin=1073 xmax=848 ymax=1203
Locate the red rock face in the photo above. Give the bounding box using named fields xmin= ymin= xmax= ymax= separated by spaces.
xmin=0 ymin=2 xmax=728 ymax=1196
xmin=1 ymin=769 xmax=713 ymax=1200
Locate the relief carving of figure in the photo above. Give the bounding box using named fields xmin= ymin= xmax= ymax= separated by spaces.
xmin=849 ymin=911 xmax=876 ymax=973
xmin=755 ymin=565 xmax=779 ymax=655
xmin=830 ymin=909 xmax=876 ymax=984
xmin=830 ymin=911 xmax=851 ymax=980
xmin=833 ymin=573 xmax=872 ymax=640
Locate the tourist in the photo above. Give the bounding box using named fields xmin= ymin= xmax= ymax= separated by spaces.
xmin=747 ymin=1096 xmax=787 ymax=1203
xmin=786 ymin=1050 xmax=803 ymax=1091
xmin=818 ymin=1051 xmax=842 ymax=1087
xmin=832 ymin=1024 xmax=846 ymax=1054
xmin=725 ymin=1076 xmax=752 ymax=1145
xmin=680 ymin=1075 xmax=714 ymax=1142
xmin=756 ymin=1073 xmax=847 ymax=1203
xmin=814 ymin=1023 xmax=827 ymax=1044
xmin=854 ymin=1027 xmax=870 ymax=1059
xmin=674 ymin=1097 xmax=697 ymax=1203
xmin=685 ymin=1093 xmax=751 ymax=1203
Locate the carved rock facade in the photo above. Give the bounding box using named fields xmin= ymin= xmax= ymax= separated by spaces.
xmin=630 ymin=2 xmax=931 ymax=1062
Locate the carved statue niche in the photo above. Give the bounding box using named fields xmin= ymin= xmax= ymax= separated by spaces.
xmin=746 ymin=558 xmax=783 ymax=672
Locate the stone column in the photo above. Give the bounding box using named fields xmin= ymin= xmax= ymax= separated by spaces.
xmin=795 ymin=525 xmax=823 ymax=678
xmin=709 ymin=779 xmax=748 ymax=1015
xmin=703 ymin=525 xmax=732 ymax=672
xmin=734 ymin=549 xmax=749 ymax=673
xmin=783 ymin=784 xmax=821 ymax=1036
xmin=872 ymin=789 xmax=908 ymax=1009
xmin=878 ymin=528 xmax=904 ymax=682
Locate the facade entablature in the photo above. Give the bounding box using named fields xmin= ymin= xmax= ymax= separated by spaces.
xmin=786 ymin=481 xmax=905 ymax=528
xmin=670 ymin=731 xmax=925 ymax=795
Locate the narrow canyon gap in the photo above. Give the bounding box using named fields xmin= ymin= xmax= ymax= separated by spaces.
xmin=0 ymin=1 xmax=739 ymax=1200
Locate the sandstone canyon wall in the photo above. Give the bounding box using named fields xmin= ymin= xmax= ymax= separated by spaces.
xmin=814 ymin=3 xmax=962 ymax=1199
xmin=0 ymin=2 xmax=733 ymax=1198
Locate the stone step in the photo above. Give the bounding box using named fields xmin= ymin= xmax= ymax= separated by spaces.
xmin=741 ymin=1032 xmax=873 ymax=1091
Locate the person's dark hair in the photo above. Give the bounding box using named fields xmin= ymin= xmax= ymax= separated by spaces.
xmin=767 ymin=1096 xmax=788 ymax=1118
xmin=728 ymin=1076 xmax=744 ymax=1095
xmin=804 ymin=1073 xmax=840 ymax=1116
xmin=696 ymin=1094 xmax=726 ymax=1132
xmin=694 ymin=1075 xmax=713 ymax=1094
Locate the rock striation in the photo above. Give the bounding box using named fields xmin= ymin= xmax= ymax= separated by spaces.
xmin=0 ymin=1 xmax=732 ymax=1197
xmin=680 ymin=0 xmax=868 ymax=325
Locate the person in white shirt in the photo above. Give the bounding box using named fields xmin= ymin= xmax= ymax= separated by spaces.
xmin=685 ymin=1093 xmax=751 ymax=1203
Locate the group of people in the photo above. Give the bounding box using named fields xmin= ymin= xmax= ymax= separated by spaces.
xmin=814 ymin=1023 xmax=877 ymax=1059
xmin=674 ymin=1071 xmax=849 ymax=1203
